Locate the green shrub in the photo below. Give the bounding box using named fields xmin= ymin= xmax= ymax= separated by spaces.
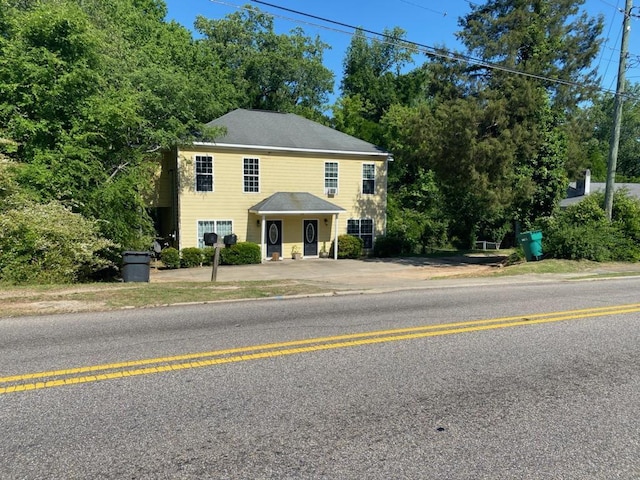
xmin=161 ymin=247 xmax=180 ymax=269
xmin=0 ymin=200 xmax=115 ymax=284
xmin=611 ymin=189 xmax=640 ymax=243
xmin=541 ymin=222 xmax=614 ymax=261
xmin=330 ymin=234 xmax=363 ymax=259
xmin=219 ymin=242 xmax=261 ymax=265
xmin=373 ymin=234 xmax=411 ymax=257
xmin=181 ymin=247 xmax=204 ymax=268
xmin=536 ymin=192 xmax=640 ymax=262
xmin=202 ymin=247 xmax=215 ymax=266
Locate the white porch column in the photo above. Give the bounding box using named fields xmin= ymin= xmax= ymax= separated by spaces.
xmin=260 ymin=215 xmax=266 ymax=263
xmin=333 ymin=213 xmax=339 ymax=260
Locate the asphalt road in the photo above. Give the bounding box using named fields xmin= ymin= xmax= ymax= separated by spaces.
xmin=1 ymin=278 xmax=639 ymax=479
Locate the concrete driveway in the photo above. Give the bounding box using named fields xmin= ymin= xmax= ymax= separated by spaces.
xmin=150 ymin=255 xmax=640 ymax=291
xmin=150 ymin=255 xmax=511 ymax=290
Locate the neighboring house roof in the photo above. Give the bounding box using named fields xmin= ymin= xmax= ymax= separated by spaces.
xmin=249 ymin=192 xmax=346 ymax=215
xmin=561 ymin=182 xmax=640 ymax=207
xmin=201 ymin=109 xmax=389 ymax=157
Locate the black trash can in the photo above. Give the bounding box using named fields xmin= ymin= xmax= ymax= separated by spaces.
xmin=122 ymin=251 xmax=151 ymax=282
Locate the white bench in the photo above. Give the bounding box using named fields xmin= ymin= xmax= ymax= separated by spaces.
xmin=474 ymin=240 xmax=501 ymax=250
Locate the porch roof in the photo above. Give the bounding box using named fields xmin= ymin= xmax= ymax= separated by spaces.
xmin=249 ymin=192 xmax=346 ymax=215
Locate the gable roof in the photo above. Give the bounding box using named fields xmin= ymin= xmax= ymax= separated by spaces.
xmin=249 ymin=192 xmax=346 ymax=215
xmin=201 ymin=109 xmax=388 ymax=157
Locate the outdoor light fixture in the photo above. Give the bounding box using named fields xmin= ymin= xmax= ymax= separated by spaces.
xmin=324 ymin=218 xmax=328 ymax=226
xmin=257 ymin=219 xmax=261 ymax=226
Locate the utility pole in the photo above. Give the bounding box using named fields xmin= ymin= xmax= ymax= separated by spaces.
xmin=605 ymin=0 xmax=633 ymax=221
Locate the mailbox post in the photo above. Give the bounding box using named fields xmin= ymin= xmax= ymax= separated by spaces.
xmin=204 ymin=232 xmax=238 ymax=282
xmin=204 ymin=233 xmax=222 ymax=282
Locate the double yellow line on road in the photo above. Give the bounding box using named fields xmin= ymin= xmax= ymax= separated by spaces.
xmin=2 ymin=303 xmax=639 ymax=395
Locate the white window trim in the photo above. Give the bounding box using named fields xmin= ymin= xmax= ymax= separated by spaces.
xmin=243 ymin=157 xmax=261 ymax=193
xmin=362 ymin=163 xmax=376 ymax=195
xmin=196 ymin=219 xmax=233 ymax=248
xmin=324 ymin=161 xmax=339 ymax=195
xmin=195 ymin=154 xmax=214 ymax=193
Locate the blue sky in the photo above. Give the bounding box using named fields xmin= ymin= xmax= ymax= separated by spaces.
xmin=163 ymin=0 xmax=639 ymax=98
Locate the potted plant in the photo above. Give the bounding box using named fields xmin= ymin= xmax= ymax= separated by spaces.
xmin=291 ymin=245 xmax=302 ymax=260
xmin=319 ymin=242 xmax=329 ymax=258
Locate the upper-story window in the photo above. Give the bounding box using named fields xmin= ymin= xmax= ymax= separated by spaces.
xmin=324 ymin=162 xmax=338 ymax=194
xmin=362 ymin=163 xmax=375 ymax=195
xmin=243 ymin=157 xmax=260 ymax=193
xmin=195 ymin=155 xmax=213 ymax=192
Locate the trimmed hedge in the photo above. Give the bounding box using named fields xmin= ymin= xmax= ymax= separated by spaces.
xmin=219 ymin=242 xmax=261 ymax=265
xmin=160 ymin=247 xmax=180 ymax=269
xmin=202 ymin=247 xmax=215 ymax=266
xmin=181 ymin=247 xmax=204 ymax=268
xmin=330 ymin=234 xmax=364 ymax=259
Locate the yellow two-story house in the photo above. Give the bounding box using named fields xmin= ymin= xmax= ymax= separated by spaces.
xmin=152 ymin=109 xmax=391 ymax=260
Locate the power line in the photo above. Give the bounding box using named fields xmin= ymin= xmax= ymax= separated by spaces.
xmin=248 ymin=0 xmax=615 ymax=94
xmin=596 ymin=0 xmax=621 ymax=87
xmin=606 ymin=24 xmax=625 ymax=91
xmin=397 ymin=0 xmax=447 ymax=17
xmin=205 ymin=0 xmax=636 ymax=98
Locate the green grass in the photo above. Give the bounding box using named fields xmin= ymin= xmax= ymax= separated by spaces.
xmin=493 ymin=259 xmax=602 ymax=276
xmin=491 ymin=258 xmax=640 ymax=278
xmin=0 ymin=281 xmax=333 ymax=318
xmin=3 ymin=256 xmax=640 ymax=317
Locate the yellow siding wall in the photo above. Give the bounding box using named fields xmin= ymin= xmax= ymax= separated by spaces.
xmin=149 ymin=150 xmax=176 ymax=208
xmin=175 ymin=147 xmax=388 ymax=255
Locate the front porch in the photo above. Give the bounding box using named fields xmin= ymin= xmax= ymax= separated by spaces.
xmin=249 ymin=192 xmax=346 ymax=262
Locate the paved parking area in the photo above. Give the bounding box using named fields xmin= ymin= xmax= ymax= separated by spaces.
xmin=150 ymin=255 xmax=640 ymax=291
xmin=150 ymin=256 xmax=513 ymax=290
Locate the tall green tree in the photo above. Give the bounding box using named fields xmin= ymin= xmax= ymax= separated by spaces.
xmin=0 ymin=0 xmax=234 ymax=251
xmin=341 ymin=27 xmax=417 ymax=122
xmin=586 ymin=84 xmax=640 ymax=181
xmin=335 ymin=27 xmax=419 ymax=145
xmin=195 ymin=7 xmax=334 ymax=118
xmin=383 ymin=87 xmax=517 ymax=247
xmin=454 ymin=0 xmax=603 ymax=234
xmin=457 ymin=0 xmax=603 ymax=110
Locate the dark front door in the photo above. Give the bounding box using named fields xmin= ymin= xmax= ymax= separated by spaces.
xmin=303 ymin=219 xmax=318 ymax=256
xmin=266 ymin=220 xmax=282 ymax=257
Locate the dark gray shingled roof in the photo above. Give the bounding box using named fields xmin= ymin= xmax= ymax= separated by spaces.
xmin=204 ymin=109 xmax=388 ymax=155
xmin=249 ymin=192 xmax=346 ymax=214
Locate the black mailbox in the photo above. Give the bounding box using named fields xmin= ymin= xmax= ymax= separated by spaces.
xmin=223 ymin=234 xmax=237 ymax=246
xmin=203 ymin=232 xmax=218 ymax=246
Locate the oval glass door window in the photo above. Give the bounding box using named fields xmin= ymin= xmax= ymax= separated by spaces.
xmin=269 ymin=224 xmax=278 ymax=244
xmin=306 ymin=223 xmax=315 ymax=243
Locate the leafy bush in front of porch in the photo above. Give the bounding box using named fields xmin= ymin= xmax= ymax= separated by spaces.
xmin=181 ymin=247 xmax=204 ymax=268
xmin=202 ymin=247 xmax=215 ymax=266
xmin=220 ymin=242 xmax=261 ymax=265
xmin=331 ymin=234 xmax=364 ymax=259
xmin=160 ymin=247 xmax=181 ymax=269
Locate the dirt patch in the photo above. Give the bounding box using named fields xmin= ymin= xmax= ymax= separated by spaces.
xmin=6 ymin=300 xmax=107 ymax=316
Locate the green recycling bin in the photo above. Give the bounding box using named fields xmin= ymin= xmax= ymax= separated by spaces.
xmin=518 ymin=230 xmax=543 ymax=261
